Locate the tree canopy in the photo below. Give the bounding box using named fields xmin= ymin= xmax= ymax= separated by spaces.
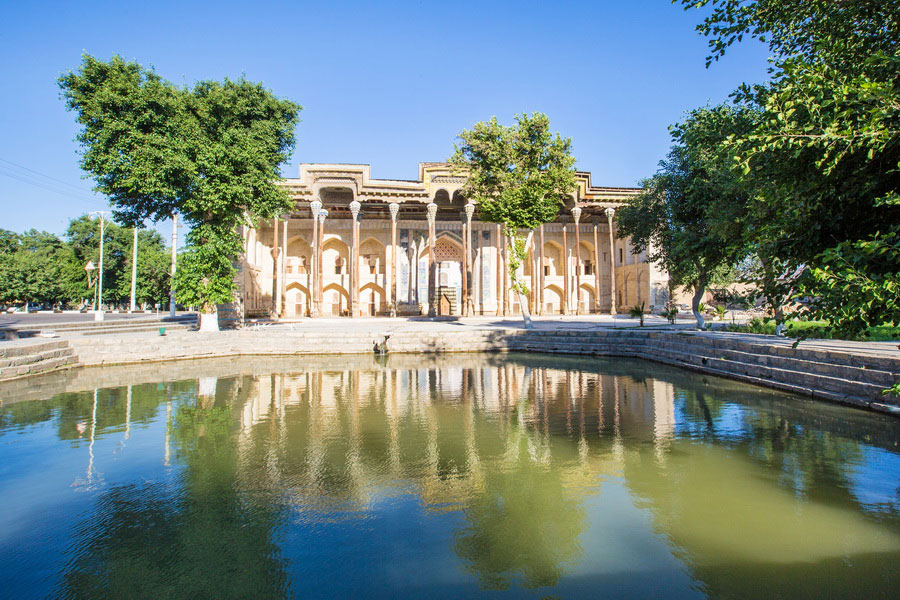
xmin=450 ymin=113 xmax=576 ymax=327
xmin=617 ymin=105 xmax=754 ymax=327
xmin=0 ymin=217 xmax=171 ymax=309
xmin=660 ymin=0 xmax=900 ymax=339
xmin=59 ymin=55 xmax=301 ymax=323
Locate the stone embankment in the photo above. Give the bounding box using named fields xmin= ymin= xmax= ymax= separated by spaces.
xmin=0 ymin=339 xmax=78 ymax=379
xmin=2 ymin=325 xmax=897 ymax=416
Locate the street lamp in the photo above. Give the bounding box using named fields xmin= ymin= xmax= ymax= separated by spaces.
xmin=89 ymin=211 xmax=110 ymax=321
xmin=84 ymin=260 xmax=96 ymax=310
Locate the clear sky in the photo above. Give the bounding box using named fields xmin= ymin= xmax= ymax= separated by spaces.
xmin=0 ymin=0 xmax=770 ymax=238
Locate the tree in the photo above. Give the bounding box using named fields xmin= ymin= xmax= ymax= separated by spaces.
xmin=617 ymin=105 xmax=754 ymax=328
xmin=450 ymin=113 xmax=576 ymax=328
xmin=0 ymin=230 xmax=69 ymax=308
xmin=59 ymin=54 xmax=301 ymax=330
xmin=680 ymin=0 xmax=900 ymax=337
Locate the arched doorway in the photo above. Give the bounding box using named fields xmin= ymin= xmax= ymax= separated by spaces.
xmin=544 ymin=284 xmax=564 ymax=315
xmin=285 ymin=282 xmax=311 ymax=318
xmin=323 ymin=283 xmax=349 ymax=316
xmin=360 ymin=282 xmax=385 ymax=316
xmin=578 ymin=283 xmax=596 ymax=315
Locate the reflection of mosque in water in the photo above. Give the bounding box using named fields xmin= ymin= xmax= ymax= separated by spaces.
xmin=36 ymin=356 xmax=898 ymax=598
xmin=227 ymin=360 xmax=676 ymax=512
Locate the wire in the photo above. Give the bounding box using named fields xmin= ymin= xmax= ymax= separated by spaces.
xmin=0 ymin=157 xmax=92 ymax=194
xmin=0 ymin=166 xmax=105 ymax=205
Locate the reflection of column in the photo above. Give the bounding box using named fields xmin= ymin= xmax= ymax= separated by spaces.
xmin=606 ymin=208 xmax=617 ymax=315
xmin=538 ymin=225 xmax=545 ymax=315
xmin=593 ymin=223 xmax=602 ymax=313
xmin=572 ymin=206 xmax=582 ymax=315
xmin=318 ymin=209 xmax=328 ymax=312
xmin=426 ymin=203 xmax=437 ymax=317
xmin=349 ymin=200 xmax=361 ymax=317
xmin=389 ymin=202 xmax=399 ymax=317
xmin=562 ymin=223 xmax=569 ymax=315
xmin=310 ymin=200 xmax=322 ymax=317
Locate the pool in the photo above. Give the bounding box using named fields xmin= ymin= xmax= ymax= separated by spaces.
xmin=1 ymin=353 xmax=898 ymax=598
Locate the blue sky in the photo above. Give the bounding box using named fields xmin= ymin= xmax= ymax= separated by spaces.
xmin=0 ymin=0 xmax=770 ymax=237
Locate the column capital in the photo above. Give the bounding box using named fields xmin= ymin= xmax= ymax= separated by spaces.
xmin=389 ymin=202 xmax=400 ymax=221
xmin=318 ymin=209 xmax=328 ymax=223
xmin=464 ymin=202 xmax=475 ymax=221
xmin=605 ymin=207 xmax=616 ymax=221
xmin=426 ymin=202 xmax=438 ymax=224
xmin=571 ymin=205 xmax=582 ymax=224
xmin=310 ymin=199 xmax=322 ymax=215
xmin=349 ymin=200 xmax=361 ymax=218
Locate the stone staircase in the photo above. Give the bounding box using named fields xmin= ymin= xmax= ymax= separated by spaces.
xmin=0 ymin=340 xmax=78 ymax=380
xmin=503 ymin=330 xmax=899 ymax=412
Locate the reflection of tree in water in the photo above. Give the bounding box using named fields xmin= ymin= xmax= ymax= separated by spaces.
xmin=453 ymin=433 xmax=586 ymax=590
xmin=57 ymin=378 xmax=291 ymax=599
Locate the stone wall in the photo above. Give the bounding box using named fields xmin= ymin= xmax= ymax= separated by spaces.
xmin=55 ymin=328 xmax=900 ymax=415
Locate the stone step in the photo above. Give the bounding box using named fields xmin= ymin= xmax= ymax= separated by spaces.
xmin=0 ymin=340 xmax=70 ymax=358
xmin=647 ymin=340 xmax=898 ymax=387
xmin=0 ymin=354 xmax=77 ymax=380
xmin=648 ymin=345 xmax=890 ymax=402
xmin=0 ymin=347 xmax=75 ymax=368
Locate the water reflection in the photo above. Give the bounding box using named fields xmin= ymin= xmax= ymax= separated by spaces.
xmin=0 ymin=354 xmax=898 ymax=599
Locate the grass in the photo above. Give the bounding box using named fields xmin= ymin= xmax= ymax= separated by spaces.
xmin=725 ymin=319 xmax=900 ymax=342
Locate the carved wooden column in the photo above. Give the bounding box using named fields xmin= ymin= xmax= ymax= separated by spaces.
xmin=500 ymin=226 xmax=508 ymax=316
xmin=464 ymin=203 xmax=474 ymax=316
xmin=606 ymin=207 xmax=617 ymax=315
xmin=272 ymin=217 xmax=280 ymax=316
xmin=562 ymin=223 xmax=569 ymax=315
xmin=389 ymin=202 xmax=399 ymax=317
xmin=318 ymin=209 xmax=327 ymax=314
xmin=426 ymin=202 xmax=437 ymax=317
xmin=572 ymin=206 xmax=582 ymax=315
xmin=280 ymin=218 xmax=288 ymax=317
xmin=593 ymin=221 xmax=602 ymax=313
xmin=349 ymin=199 xmax=361 ymax=317
xmin=538 ymin=225 xmax=545 ymax=315
xmin=309 ymin=200 xmax=322 ymax=316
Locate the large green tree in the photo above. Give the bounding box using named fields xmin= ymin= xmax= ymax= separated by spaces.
xmin=679 ymin=0 xmax=900 ymax=338
xmin=450 ymin=113 xmax=576 ymax=328
xmin=617 ymin=105 xmax=754 ymax=328
xmin=59 ymin=54 xmax=301 ymax=329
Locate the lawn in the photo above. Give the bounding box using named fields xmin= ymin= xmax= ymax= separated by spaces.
xmin=725 ymin=319 xmax=900 ymax=342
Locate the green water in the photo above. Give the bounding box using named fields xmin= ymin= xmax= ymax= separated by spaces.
xmin=0 ymin=353 xmax=898 ymax=599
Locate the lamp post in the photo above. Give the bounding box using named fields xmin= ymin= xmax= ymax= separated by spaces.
xmin=129 ymin=227 xmax=138 ymax=312
xmin=89 ymin=211 xmax=110 ymax=321
xmin=84 ymin=260 xmax=96 ymax=310
xmin=169 ymin=214 xmax=179 ymax=318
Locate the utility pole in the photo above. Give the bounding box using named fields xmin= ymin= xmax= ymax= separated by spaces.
xmin=169 ymin=214 xmax=178 ymax=318
xmin=130 ymin=227 xmax=139 ymax=312
xmin=89 ymin=211 xmax=110 ymax=321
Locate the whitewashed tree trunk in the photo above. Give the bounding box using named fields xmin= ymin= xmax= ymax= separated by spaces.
xmin=508 ymin=230 xmax=535 ymax=330
xmin=691 ymin=283 xmax=706 ymax=330
xmin=199 ymin=309 xmax=219 ymax=332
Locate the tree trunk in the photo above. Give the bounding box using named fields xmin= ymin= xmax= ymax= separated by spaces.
xmin=199 ymin=304 xmax=219 ymax=332
xmin=691 ymin=281 xmax=706 ymax=330
xmin=506 ymin=228 xmax=535 ymax=330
